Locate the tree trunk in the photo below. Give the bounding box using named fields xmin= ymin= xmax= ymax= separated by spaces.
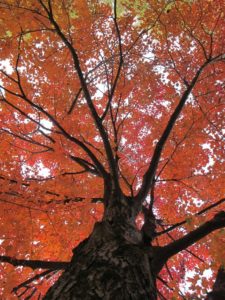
xmin=43 ymin=199 xmax=157 ymax=300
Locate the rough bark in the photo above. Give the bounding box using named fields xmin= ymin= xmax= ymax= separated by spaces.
xmin=42 ymin=204 xmax=225 ymax=299
xmin=43 ymin=197 xmax=157 ymax=300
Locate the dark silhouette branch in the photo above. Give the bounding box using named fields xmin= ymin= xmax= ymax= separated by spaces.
xmin=101 ymin=0 xmax=123 ymax=121
xmin=38 ymin=0 xmax=120 ymax=193
xmin=0 ymin=23 xmax=108 ymax=179
xmin=0 ymin=198 xmax=48 ymax=212
xmin=152 ymin=211 xmax=225 ymax=274
xmin=135 ymin=56 xmax=221 ymax=207
xmin=67 ymin=87 xmax=82 ymax=114
xmin=165 ymin=211 xmax=225 ymax=257
xmin=0 ymin=255 xmax=69 ymax=270
xmin=0 ymin=83 xmax=107 ymax=178
xmin=157 ymin=197 xmax=225 ymax=236
xmin=0 ymin=95 xmax=57 ymax=141
xmin=1 ymin=128 xmax=53 ymax=151
xmin=158 ymin=222 xmax=205 ymax=263
xmin=38 ymin=196 xmax=104 ymax=205
xmin=0 ymin=174 xmax=104 ymax=205
xmin=12 ymin=269 xmax=56 ymax=295
xmin=69 ymin=155 xmax=101 ymax=176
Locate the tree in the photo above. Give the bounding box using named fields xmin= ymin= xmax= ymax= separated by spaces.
xmin=0 ymin=0 xmax=224 ymax=299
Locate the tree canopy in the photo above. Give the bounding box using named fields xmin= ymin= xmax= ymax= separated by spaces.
xmin=0 ymin=0 xmax=224 ymax=299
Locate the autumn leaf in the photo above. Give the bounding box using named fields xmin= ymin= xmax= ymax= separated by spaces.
xmin=0 ymin=0 xmax=224 ymax=299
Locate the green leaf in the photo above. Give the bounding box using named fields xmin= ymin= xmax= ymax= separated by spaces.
xmin=69 ymin=9 xmax=78 ymax=19
xmin=23 ymin=32 xmax=32 ymax=42
xmin=6 ymin=30 xmax=12 ymax=38
xmin=186 ymin=217 xmax=193 ymax=225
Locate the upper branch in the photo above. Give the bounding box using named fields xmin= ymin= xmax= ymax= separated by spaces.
xmin=69 ymin=155 xmax=101 ymax=176
xmin=38 ymin=0 xmax=120 ymax=193
xmin=135 ymin=58 xmax=214 ymax=206
xmin=101 ymin=0 xmax=123 ymax=121
xmin=0 ymin=85 xmax=107 ymax=178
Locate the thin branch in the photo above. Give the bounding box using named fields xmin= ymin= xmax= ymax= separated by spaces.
xmin=0 ymin=174 xmax=104 ymax=205
xmin=0 ymin=255 xmax=69 ymax=270
xmin=0 ymin=95 xmax=56 ymax=137
xmin=39 ymin=197 xmax=104 ymax=205
xmin=69 ymin=155 xmax=101 ymax=176
xmin=101 ymin=0 xmax=123 ymax=121
xmin=38 ymin=0 xmax=119 ymax=191
xmin=0 ymin=83 xmax=107 ymax=177
xmin=12 ymin=270 xmax=55 ymax=294
xmin=1 ymin=128 xmax=53 ymax=151
xmin=67 ymin=87 xmax=82 ymax=114
xmin=0 ymin=198 xmax=48 ymax=212
xmin=157 ymin=197 xmax=225 ymax=236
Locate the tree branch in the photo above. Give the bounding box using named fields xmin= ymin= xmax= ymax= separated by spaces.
xmin=0 ymin=83 xmax=107 ymax=178
xmin=157 ymin=198 xmax=225 ymax=236
xmin=69 ymin=155 xmax=101 ymax=176
xmin=135 ymin=57 xmax=215 ymax=207
xmin=101 ymin=0 xmax=123 ymax=121
xmin=0 ymin=174 xmax=104 ymax=205
xmin=38 ymin=0 xmax=120 ymax=193
xmin=152 ymin=211 xmax=225 ymax=274
xmin=12 ymin=269 xmax=56 ymax=295
xmin=0 ymin=255 xmax=69 ymax=270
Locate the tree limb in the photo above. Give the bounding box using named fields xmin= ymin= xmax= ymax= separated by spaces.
xmin=69 ymin=155 xmax=101 ymax=176
xmin=0 ymin=83 xmax=107 ymax=178
xmin=0 ymin=255 xmax=69 ymax=270
xmin=157 ymin=198 xmax=225 ymax=236
xmin=38 ymin=0 xmax=120 ymax=193
xmin=135 ymin=57 xmax=218 ymax=207
xmin=152 ymin=211 xmax=225 ymax=274
xmin=12 ymin=269 xmax=56 ymax=295
xmin=101 ymin=0 xmax=123 ymax=121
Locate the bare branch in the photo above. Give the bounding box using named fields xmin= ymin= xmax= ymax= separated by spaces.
xmin=157 ymin=197 xmax=225 ymax=236
xmin=69 ymin=155 xmax=101 ymax=176
xmin=0 ymin=174 xmax=104 ymax=205
xmin=152 ymin=211 xmax=225 ymax=274
xmin=1 ymin=128 xmax=53 ymax=151
xmin=135 ymin=58 xmax=215 ymax=207
xmin=0 ymin=255 xmax=69 ymax=270
xmin=101 ymin=0 xmax=123 ymax=121
xmin=0 ymin=95 xmax=56 ymax=137
xmin=12 ymin=270 xmax=56 ymax=295
xmin=38 ymin=0 xmax=120 ymax=193
xmin=67 ymin=87 xmax=82 ymax=114
xmin=0 ymin=82 xmax=107 ymax=177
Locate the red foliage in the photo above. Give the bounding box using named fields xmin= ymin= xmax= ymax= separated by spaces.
xmin=0 ymin=0 xmax=224 ymax=298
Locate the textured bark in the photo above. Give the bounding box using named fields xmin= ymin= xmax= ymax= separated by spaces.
xmin=44 ymin=199 xmax=157 ymax=300
xmin=42 ymin=198 xmax=225 ymax=300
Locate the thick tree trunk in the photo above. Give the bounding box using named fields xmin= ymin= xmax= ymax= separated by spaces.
xmin=44 ymin=199 xmax=157 ymax=300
